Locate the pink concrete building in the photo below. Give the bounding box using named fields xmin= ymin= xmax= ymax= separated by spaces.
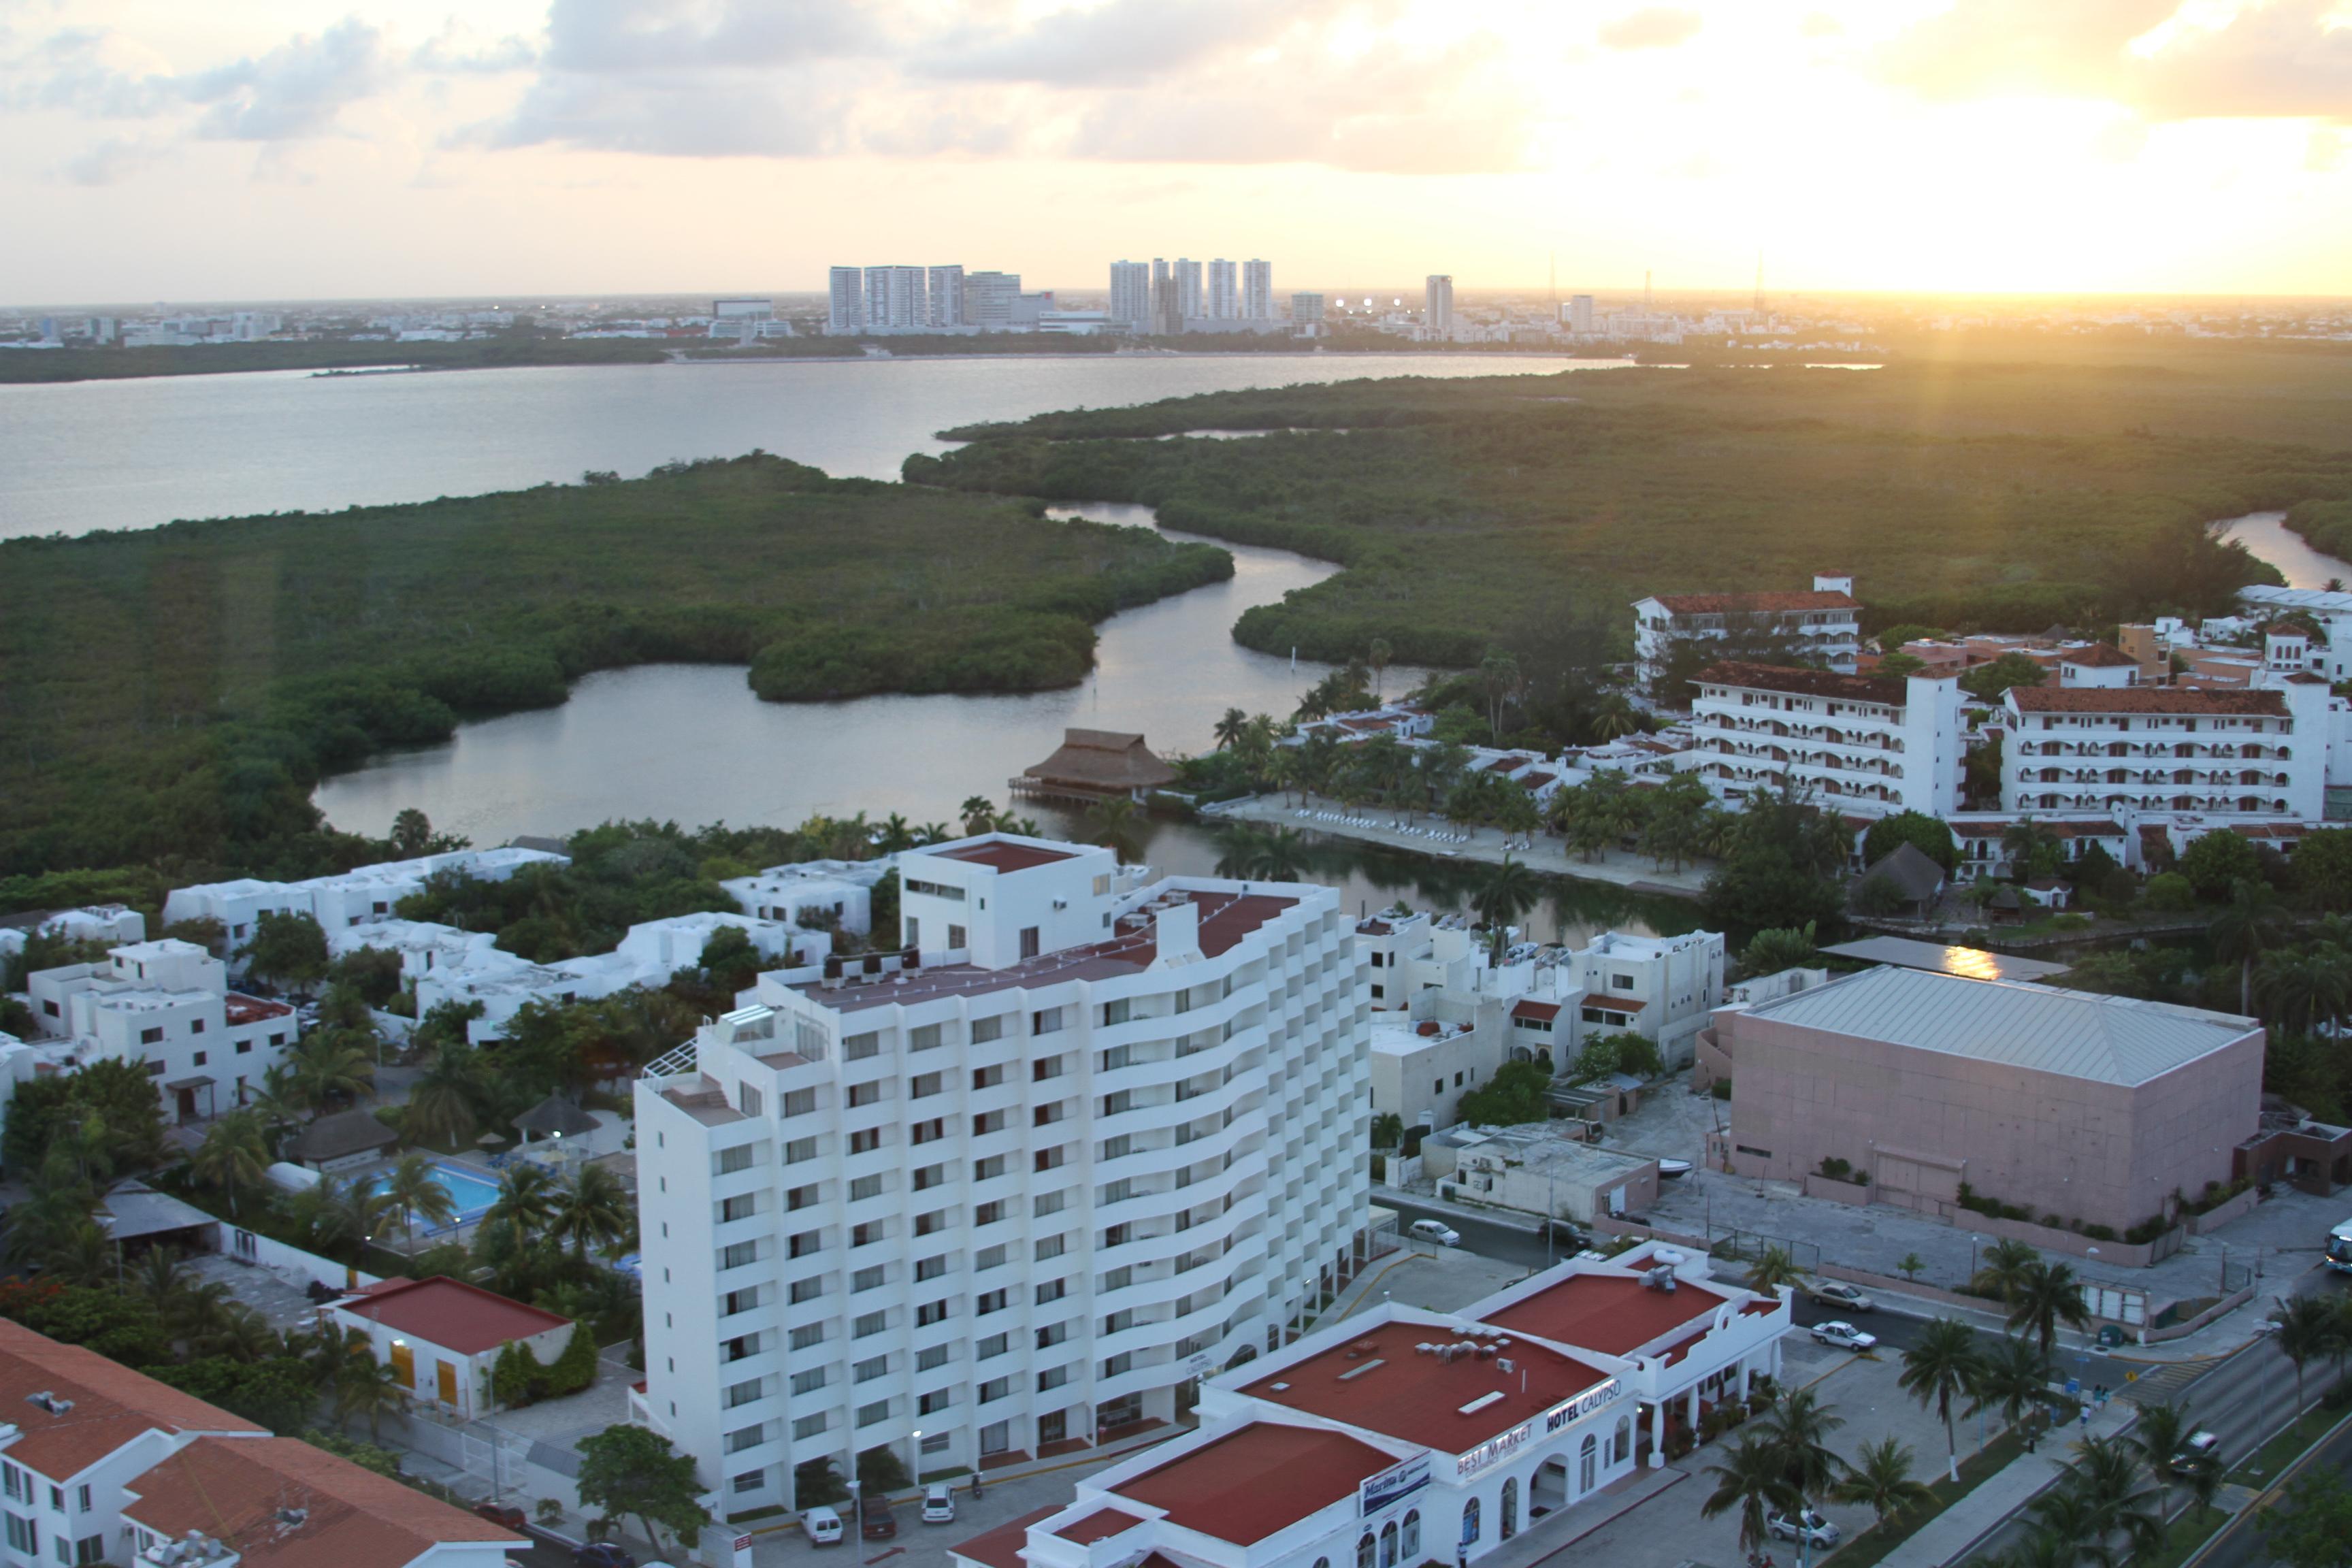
xmin=1712 ymin=967 xmax=2262 ymax=1235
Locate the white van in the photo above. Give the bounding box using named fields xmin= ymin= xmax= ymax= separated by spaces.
xmin=922 ymin=1484 xmax=958 ymax=1524
xmin=803 ymin=1507 xmax=845 ymax=1545
xmin=1409 ymin=1219 xmax=1461 ymax=1247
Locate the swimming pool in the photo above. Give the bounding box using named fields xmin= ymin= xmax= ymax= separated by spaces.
xmin=368 ymin=1162 xmax=503 ymax=1235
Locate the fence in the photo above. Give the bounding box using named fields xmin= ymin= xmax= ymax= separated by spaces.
xmin=217 ymin=1227 xmax=380 ymax=1294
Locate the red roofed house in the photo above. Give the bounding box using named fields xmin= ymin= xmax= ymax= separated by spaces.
xmin=327 ymin=1276 xmax=574 ymax=1420
xmin=1633 ymin=573 xmax=1861 ymax=693
xmin=949 ymin=1243 xmax=1789 ymax=1568
xmin=0 ymin=1318 xmax=516 ymax=1568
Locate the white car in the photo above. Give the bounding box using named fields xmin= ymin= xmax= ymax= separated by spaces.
xmin=1409 ymin=1219 xmax=1462 ymax=1247
xmin=1769 ymin=1509 xmax=1840 ymax=1548
xmin=1810 ymin=1320 xmax=1878 ymax=1352
xmin=921 ymin=1484 xmax=958 ymax=1524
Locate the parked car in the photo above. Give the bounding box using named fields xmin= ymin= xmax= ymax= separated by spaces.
xmin=473 ymin=1503 xmax=528 ymax=1533
xmin=1809 ymin=1281 xmax=1874 ymax=1313
xmin=2170 ymin=1431 xmax=2221 ymax=1476
xmin=572 ymin=1546 xmax=636 ymax=1568
xmin=802 ymin=1507 xmax=845 ymax=1545
xmin=1409 ymin=1218 xmax=1462 ymax=1247
xmin=922 ymin=1484 xmax=958 ymax=1524
xmin=1769 ymin=1509 xmax=1840 ymax=1548
xmin=1539 ymin=1219 xmax=1588 ymax=1250
xmin=862 ymin=1502 xmax=898 ymax=1541
xmin=1810 ymin=1320 xmax=1878 ymax=1352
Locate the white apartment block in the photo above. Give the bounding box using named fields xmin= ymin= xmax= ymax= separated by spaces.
xmin=1173 ymin=260 xmax=1203 ymax=321
xmin=1242 ymin=260 xmax=1273 ymax=321
xmin=1207 ymin=259 xmax=1238 ymax=320
xmin=1109 ymin=262 xmax=1152 ymax=334
xmin=632 ymin=834 xmax=1371 ymax=1512
xmin=722 ymin=860 xmax=892 ymax=936
xmin=2240 ymin=585 xmax=2352 ymax=681
xmin=2002 ymin=679 xmax=2332 ymax=821
xmin=862 ymin=267 xmax=927 ymax=331
xmin=828 ymin=268 xmax=863 ymax=335
xmin=161 ymin=847 xmax=567 ymax=952
xmin=1687 ymin=662 xmax=1965 ymax=819
xmin=1632 ymin=575 xmax=1862 ymax=691
xmin=19 ymin=939 xmax=296 ymax=1122
xmin=927 ymin=267 xmax=967 ymax=329
xmin=1424 ymin=276 xmax=1454 ymax=333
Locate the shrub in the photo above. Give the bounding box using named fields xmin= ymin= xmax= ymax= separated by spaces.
xmin=544 ymin=1324 xmax=600 ymax=1396
xmin=2143 ymin=872 xmax=2196 ymax=912
xmin=2178 ymin=830 xmax=2261 ymax=899
xmin=1818 ymin=1156 xmax=1852 ymax=1181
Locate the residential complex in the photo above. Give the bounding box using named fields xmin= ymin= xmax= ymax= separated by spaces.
xmin=632 ymin=833 xmax=1373 ymax=1512
xmin=1705 ymin=965 xmax=2262 ymax=1233
xmin=1687 ymin=662 xmax=1965 ymax=818
xmin=0 ymin=1317 xmax=516 ymax=1568
xmin=2002 ymin=681 xmax=2333 ymax=821
xmin=1632 ymin=574 xmax=1863 ymax=690
xmin=162 ymin=847 xmax=566 ymax=949
xmin=949 ymin=1243 xmax=1789 ymax=1568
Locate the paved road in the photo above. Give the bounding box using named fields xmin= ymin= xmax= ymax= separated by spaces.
xmin=1383 ymin=1196 xmax=1965 ymax=1355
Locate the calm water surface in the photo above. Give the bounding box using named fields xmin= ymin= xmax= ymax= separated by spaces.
xmin=0 ymin=353 xmax=1620 ymax=539
xmin=2213 ymin=510 xmax=2352 ymax=589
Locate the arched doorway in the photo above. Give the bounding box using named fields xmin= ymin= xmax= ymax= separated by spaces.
xmin=1579 ymin=1433 xmax=1598 ymax=1492
xmin=1380 ymin=1522 xmax=1398 ymax=1568
xmin=1499 ymin=1479 xmax=1518 ymax=1541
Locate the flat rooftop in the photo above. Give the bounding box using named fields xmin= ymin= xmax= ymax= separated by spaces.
xmin=1112 ymin=1422 xmax=1396 ymax=1544
xmin=926 ymin=841 xmax=1077 ymax=874
xmin=803 ymin=890 xmax=1297 ymax=1015
xmin=1480 ymin=1271 xmax=1733 ymax=1358
xmin=1820 ymin=936 xmax=2070 ymax=984
xmin=1738 ymin=965 xmax=2257 ymax=1086
xmin=1235 ymin=1324 xmax=1609 ymax=1454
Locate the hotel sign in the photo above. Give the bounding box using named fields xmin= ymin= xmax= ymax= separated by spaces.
xmin=1358 ymin=1453 xmax=1432 ymax=1516
xmin=1456 ymin=1379 xmax=1623 ymax=1482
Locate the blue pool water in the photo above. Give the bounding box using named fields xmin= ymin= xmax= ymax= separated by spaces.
xmin=368 ymin=1162 xmax=502 ymax=1233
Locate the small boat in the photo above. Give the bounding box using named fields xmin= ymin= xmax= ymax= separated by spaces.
xmin=1656 ymin=1158 xmax=1694 ymax=1179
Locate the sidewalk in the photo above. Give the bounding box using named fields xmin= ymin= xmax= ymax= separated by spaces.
xmin=1878 ymin=1400 xmax=2138 ymax=1568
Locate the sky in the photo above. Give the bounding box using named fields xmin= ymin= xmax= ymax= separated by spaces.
xmin=3 ymin=0 xmax=2349 ymax=304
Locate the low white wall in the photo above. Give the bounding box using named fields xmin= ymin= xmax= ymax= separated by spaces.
xmin=217 ymin=1226 xmax=382 ymax=1294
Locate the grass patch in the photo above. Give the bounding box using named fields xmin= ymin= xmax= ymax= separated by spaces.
xmin=1822 ymin=1424 xmax=2039 ymax=1567
xmin=2229 ymin=1403 xmax=2341 ymax=1486
xmin=2134 ymin=1509 xmax=2232 ymax=1568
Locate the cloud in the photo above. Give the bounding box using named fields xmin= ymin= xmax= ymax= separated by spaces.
xmin=180 ymin=18 xmax=393 ymax=140
xmin=1876 ymin=0 xmax=2352 ymax=122
xmin=412 ymin=24 xmax=539 ymax=75
xmin=477 ymin=0 xmax=1533 ymax=173
xmin=57 ymin=132 xmax=167 ymax=185
xmin=1799 ymin=12 xmax=1843 ymax=39
xmin=1597 ymin=7 xmax=1702 ymax=51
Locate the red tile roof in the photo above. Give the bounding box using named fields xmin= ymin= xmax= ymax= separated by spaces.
xmin=1651 ymin=591 xmax=1857 ymax=615
xmin=1512 ymin=1001 xmax=1561 ymax=1022
xmin=224 ymin=994 xmax=293 ymax=1025
xmin=1234 ymin=1327 xmax=1610 ymax=1454
xmin=1114 ymin=1423 xmax=1396 ymax=1544
xmin=1482 ymin=1273 xmax=1733 ymax=1358
xmin=930 ymin=840 xmax=1079 ymax=873
xmin=1054 ymin=1507 xmax=1146 ymax=1544
xmin=123 ymin=1436 xmax=515 ymax=1568
xmin=332 ymin=1276 xmax=570 ymax=1356
xmin=2061 ymin=644 xmax=2140 ymax=668
xmin=2009 ymin=687 xmax=2287 ymax=717
xmin=0 ymin=1317 xmax=263 ymax=1479
xmin=949 ymin=1507 xmax=1058 ymax=1568
xmin=1695 ymin=662 xmax=1914 ymax=705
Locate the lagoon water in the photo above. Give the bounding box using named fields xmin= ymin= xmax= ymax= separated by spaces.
xmin=0 ymin=351 xmax=1614 ymax=540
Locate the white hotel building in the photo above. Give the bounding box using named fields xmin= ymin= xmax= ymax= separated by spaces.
xmin=1631 ymin=576 xmax=1863 ymax=691
xmin=949 ymin=1243 xmax=1789 ymax=1568
xmin=1686 ymin=662 xmax=1965 ymax=819
xmin=632 ymin=835 xmax=1371 ymax=1512
xmin=2002 ymin=680 xmax=2332 ymax=821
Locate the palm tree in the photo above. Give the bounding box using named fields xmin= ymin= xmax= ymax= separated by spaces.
xmin=332 ymin=1179 xmax=399 ymax=1257
xmin=380 ymin=1154 xmax=459 ymax=1250
xmin=1831 ymin=1437 xmax=1932 ymax=1535
xmin=958 ymin=797 xmax=998 ymax=837
xmin=129 ymin=1246 xmax=195 ymax=1321
xmin=1081 ymin=797 xmax=1147 ymax=866
xmin=336 ymin=1354 xmax=408 ymax=1440
xmin=1212 ymin=708 xmax=1250 ymax=751
xmin=552 ymin=1163 xmax=634 ymax=1259
xmin=1472 ymin=855 xmax=1541 ymax=966
xmin=2002 ymin=816 xmax=2059 ymax=878
xmin=1477 ymin=651 xmax=1521 ymax=738
xmin=285 ymin=1032 xmax=375 ymax=1115
xmin=1744 ymin=1245 xmax=1806 ymax=1297
xmin=2068 ymin=1433 xmax=2164 ymax=1562
xmin=1590 ymin=694 xmax=1639 ymax=742
xmin=1699 ymin=1435 xmax=1793 ymax=1559
xmin=1972 ymin=1333 xmax=2055 ymax=1451
xmin=488 ymin=1162 xmax=563 ymax=1235
xmin=2006 ymin=1262 xmax=2091 ymax=1358
xmin=1367 ymin=639 xmax=1393 ymax=702
xmin=201 ymin=1303 xmax=282 ymax=1363
xmin=875 ymin=815 xmax=915 ymax=853
xmin=1758 ymin=1387 xmax=1845 ymax=1562
xmin=1971 ymin=1238 xmax=2042 ymax=1303
xmin=2274 ymin=1294 xmax=2340 ymax=1409
xmin=1900 ymin=1318 xmax=1984 ymax=1482
xmin=189 ymin=1111 xmax=270 ymax=1216
xmin=404 ymin=1042 xmax=486 ymax=1149
xmin=2127 ymin=1399 xmax=2189 ymax=1520
xmin=42 ymin=1221 xmax=118 ymax=1288
xmin=2210 ymin=877 xmax=2291 ymax=1015
xmin=1267 ymin=747 xmax=1302 ymax=807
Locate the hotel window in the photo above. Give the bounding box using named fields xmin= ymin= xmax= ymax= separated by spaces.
xmin=975 ymin=1290 xmax=1009 ymax=1316
xmin=913 ymin=1118 xmax=947 ymax=1145
xmin=1030 ymin=1007 xmax=1061 ymax=1035
xmin=971 ymin=1015 xmax=1004 ymax=1043
xmin=848 ymin=1128 xmax=882 ymax=1155
xmin=843 ymin=1032 xmax=881 ymax=1061
xmin=857 ymin=1402 xmax=891 ymax=1428
xmin=719 ymin=1144 xmax=758 ymax=1174
xmin=910 ymin=1024 xmax=945 ymax=1052
xmin=790 ymin=1324 xmax=825 ymax=1351
xmin=971 ymin=1063 xmax=1005 ymax=1091
xmin=854 ymin=1311 xmax=887 ymax=1338
xmin=853 ymin=1356 xmax=889 ymax=1384
xmin=850 ymin=1174 xmax=885 ymax=1202
xmin=792 ymin=1414 xmax=829 ymax=1441
xmin=853 ymin=1265 xmax=887 ymax=1293
xmin=782 ymin=1088 xmax=817 ymax=1118
xmin=787 ymin=1279 xmax=823 ymax=1305
xmin=910 ymin=1073 xmax=943 ymax=1100
xmin=846 ymin=1081 xmax=883 ymax=1109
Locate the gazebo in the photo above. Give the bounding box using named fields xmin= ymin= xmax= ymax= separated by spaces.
xmin=285 ymin=1109 xmax=400 ymax=1173
xmin=1011 ymin=728 xmax=1179 ymax=803
xmin=514 ymin=1092 xmax=598 ymax=1149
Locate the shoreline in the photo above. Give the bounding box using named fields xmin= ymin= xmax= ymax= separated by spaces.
xmin=1207 ymin=792 xmax=1710 ymax=898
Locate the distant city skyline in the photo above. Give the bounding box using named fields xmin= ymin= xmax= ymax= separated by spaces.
xmin=4 ymin=1 xmax=2350 ymax=301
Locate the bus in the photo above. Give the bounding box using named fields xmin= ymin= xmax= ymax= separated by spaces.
xmin=2327 ymin=1218 xmax=2352 ymax=1273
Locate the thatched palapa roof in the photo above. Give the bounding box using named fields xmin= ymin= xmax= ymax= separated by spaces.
xmin=1022 ymin=729 xmax=1178 ymax=796
xmin=514 ymin=1093 xmax=598 ymax=1139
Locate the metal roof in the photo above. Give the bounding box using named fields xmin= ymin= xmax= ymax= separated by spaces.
xmin=1740 ymin=965 xmax=2255 ymax=1086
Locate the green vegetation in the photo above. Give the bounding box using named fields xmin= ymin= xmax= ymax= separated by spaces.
xmin=0 ymin=453 xmax=1227 ymax=879
xmin=912 ymin=344 xmax=2352 ymax=685
xmin=0 ymin=333 xmax=673 ymax=384
xmin=576 ymin=1425 xmax=710 ymax=1550
xmin=1454 ymin=1060 xmax=1554 ymax=1126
